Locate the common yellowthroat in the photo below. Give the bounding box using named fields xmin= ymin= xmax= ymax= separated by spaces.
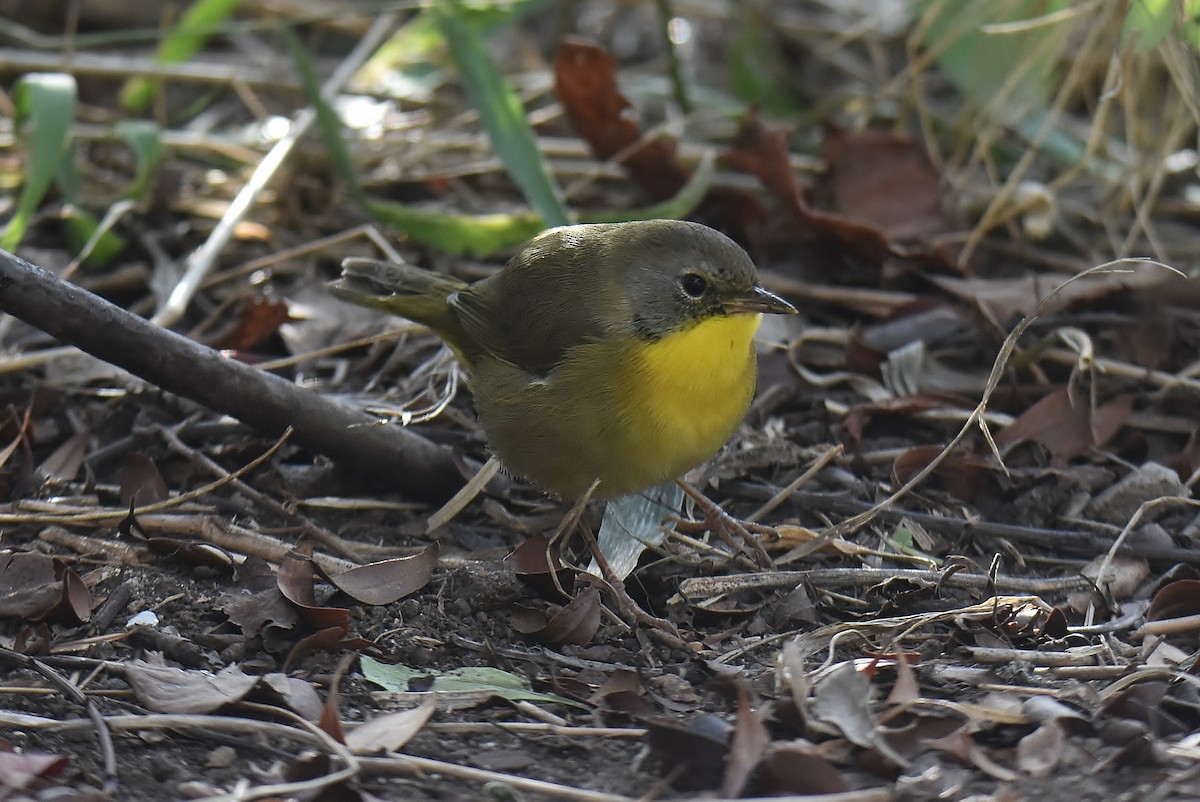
xmin=330 ymin=219 xmax=796 ymax=500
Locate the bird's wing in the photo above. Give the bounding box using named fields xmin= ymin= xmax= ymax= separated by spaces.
xmin=449 ymin=229 xmax=629 ymax=376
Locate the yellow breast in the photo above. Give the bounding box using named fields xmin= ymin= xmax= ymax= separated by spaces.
xmin=471 ymin=313 xmax=762 ymax=500
xmin=618 ymin=312 xmax=762 ymax=488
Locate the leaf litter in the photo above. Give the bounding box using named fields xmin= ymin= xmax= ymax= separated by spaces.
xmin=2 ymin=2 xmax=1200 ymax=801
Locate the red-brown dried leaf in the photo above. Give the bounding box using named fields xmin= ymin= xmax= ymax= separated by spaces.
xmin=208 ymin=297 xmax=293 ymax=352
xmin=506 ymin=533 xmax=574 ymax=598
xmin=721 ymin=683 xmax=770 ymax=797
xmin=758 ymin=742 xmax=850 ymax=795
xmin=1146 ymin=579 xmax=1200 ymax=621
xmin=509 ymin=587 xmax=600 ymax=645
xmin=283 ymin=626 xmax=376 ymax=671
xmin=841 ymin=394 xmax=971 ymax=448
xmin=892 ymin=445 xmax=992 ymax=501
xmin=995 ymin=388 xmax=1133 ymax=465
xmin=0 ymin=551 xmax=65 ymax=620
xmin=48 ymin=566 xmax=92 ymax=625
xmin=322 ymin=544 xmax=438 ymax=606
xmin=722 ymin=111 xmax=896 ymax=269
xmin=0 ymin=551 xmax=91 ymax=624
xmin=316 ymin=672 xmax=345 ymax=744
xmin=143 ymin=537 xmax=235 ymax=571
xmin=119 ymin=453 xmax=169 ymax=508
xmin=13 ymin=623 xmax=52 ymax=654
xmin=0 ymin=749 xmax=70 ymax=793
xmin=589 ymin=668 xmax=656 ymax=716
xmin=823 ymin=126 xmax=954 ymax=242
xmin=319 ymin=672 xmax=346 ymax=744
xmin=554 ymin=38 xmax=690 ymax=200
xmin=278 ymin=544 xmax=349 ymax=630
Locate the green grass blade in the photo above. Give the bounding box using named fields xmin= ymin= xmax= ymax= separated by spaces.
xmin=115 ymin=120 xmax=165 ymax=200
xmin=580 ymin=151 xmax=715 ymax=223
xmin=431 ymin=1 xmax=568 ymax=227
xmin=1 ymin=73 xmax=77 ymax=251
xmin=364 ymin=155 xmax=712 ymax=257
xmin=366 ymin=202 xmax=545 ymax=256
xmin=282 ymin=27 xmax=368 ymax=208
xmin=120 ymin=0 xmax=242 ymax=112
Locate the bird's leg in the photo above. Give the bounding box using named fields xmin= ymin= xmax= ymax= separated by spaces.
xmin=576 ymin=518 xmax=687 ymax=651
xmin=548 ymin=480 xmax=598 ymax=548
xmin=676 ymin=480 xmax=774 ymax=568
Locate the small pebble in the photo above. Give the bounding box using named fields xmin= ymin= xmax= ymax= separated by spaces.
xmin=206 ymin=745 xmax=238 ymax=768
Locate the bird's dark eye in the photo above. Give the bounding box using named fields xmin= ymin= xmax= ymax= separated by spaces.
xmin=680 ymin=272 xmax=708 ymax=298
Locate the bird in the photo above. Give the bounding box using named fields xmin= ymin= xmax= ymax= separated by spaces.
xmin=330 ymin=219 xmax=796 ymax=500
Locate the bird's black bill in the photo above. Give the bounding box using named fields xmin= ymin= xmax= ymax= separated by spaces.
xmin=723 ymin=285 xmax=797 ymax=316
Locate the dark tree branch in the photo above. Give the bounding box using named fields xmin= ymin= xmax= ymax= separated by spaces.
xmin=0 ymin=249 xmax=462 ymax=500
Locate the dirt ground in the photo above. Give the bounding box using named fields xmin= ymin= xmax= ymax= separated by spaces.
xmin=4 ymin=3 xmax=1200 ymax=801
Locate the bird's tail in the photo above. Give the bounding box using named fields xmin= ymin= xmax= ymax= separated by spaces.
xmin=330 ymin=258 xmax=470 ymax=350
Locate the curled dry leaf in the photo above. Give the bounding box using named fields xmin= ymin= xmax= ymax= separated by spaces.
xmin=995 ymin=388 xmax=1132 ymax=466
xmin=277 ymin=544 xmax=349 ymax=631
xmin=345 ymin=697 xmax=437 ymax=755
xmin=759 ymin=742 xmax=850 ymax=795
xmin=723 ymin=111 xmax=897 ymax=270
xmin=126 ymin=659 xmax=260 ymax=714
xmin=321 ymin=543 xmax=439 ymax=605
xmin=1016 ymin=720 xmax=1065 ymax=778
xmin=554 ymin=37 xmax=690 ymax=201
xmin=892 ymin=445 xmax=993 ymax=502
xmin=283 ymin=626 xmax=377 ymax=672
xmin=588 ymin=668 xmax=657 ymax=717
xmin=0 ymin=550 xmax=91 ymax=624
xmin=506 ymin=532 xmax=574 ymax=598
xmin=1147 ymin=579 xmax=1200 ymax=621
xmin=645 ymin=714 xmax=731 ymax=792
xmin=0 ymin=748 xmax=70 ymax=794
xmin=509 ymin=587 xmax=601 ymax=645
xmin=118 ymin=452 xmax=169 ymax=508
xmin=206 ymin=297 xmax=292 ymax=352
xmin=822 ymin=126 xmax=957 ymax=243
xmin=721 ymin=683 xmax=770 ymax=798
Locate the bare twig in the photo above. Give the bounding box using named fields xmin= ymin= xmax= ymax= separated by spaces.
xmin=0 ymin=249 xmax=462 ymax=498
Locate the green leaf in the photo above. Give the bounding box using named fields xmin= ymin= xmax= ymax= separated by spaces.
xmin=431 ymin=1 xmax=568 ymax=227
xmin=1123 ymin=0 xmax=1200 ymax=51
xmin=360 ymin=656 xmax=584 ymax=708
xmin=1124 ymin=0 xmax=1175 ymax=50
xmin=364 ymin=154 xmax=713 ymax=257
xmin=120 ymin=0 xmax=242 ymax=112
xmin=729 ymin=15 xmax=800 ymax=117
xmin=114 ymin=120 xmax=164 ymax=200
xmin=367 ymin=201 xmax=546 ymax=256
xmin=916 ymin=0 xmax=1070 ymax=126
xmin=62 ymin=205 xmax=127 ymax=268
xmin=1 ymin=73 xmax=77 ymax=251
